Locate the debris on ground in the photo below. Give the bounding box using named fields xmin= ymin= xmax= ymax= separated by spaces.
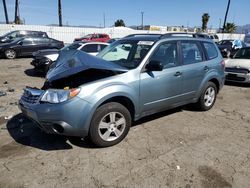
xmin=4 ymin=115 xmax=13 ymax=120
xmin=0 ymin=91 xmax=7 ymax=97
xmin=7 ymin=88 xmax=15 ymax=92
xmin=176 ymin=165 xmax=181 ymax=170
xmin=9 ymin=102 xmax=18 ymax=106
xmin=3 ymin=81 xmax=8 ymax=84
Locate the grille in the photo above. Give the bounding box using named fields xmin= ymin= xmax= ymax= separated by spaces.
xmin=225 ymin=67 xmax=250 ymax=74
xmin=21 ymin=89 xmax=41 ymax=104
xmin=226 ymin=74 xmax=246 ymax=82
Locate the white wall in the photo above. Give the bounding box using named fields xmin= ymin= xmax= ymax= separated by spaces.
xmin=0 ymin=24 xmax=163 ymax=44
xmin=0 ymin=24 xmax=245 ymax=44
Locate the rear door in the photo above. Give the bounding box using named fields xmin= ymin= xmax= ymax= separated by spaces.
xmin=179 ymin=40 xmax=208 ymax=100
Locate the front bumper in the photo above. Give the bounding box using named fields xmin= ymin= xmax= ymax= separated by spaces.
xmin=19 ymin=95 xmax=92 ymax=137
xmin=31 ymin=58 xmax=51 ymax=72
xmin=225 ymin=72 xmax=250 ymax=83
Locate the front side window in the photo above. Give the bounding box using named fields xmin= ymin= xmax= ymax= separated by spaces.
xmin=98 ymin=40 xmax=153 ymax=69
xmin=203 ymin=42 xmax=218 ymax=60
xmin=181 ymin=41 xmax=203 ymax=64
xmin=150 ymin=42 xmax=178 ymax=69
xmin=22 ymin=38 xmax=33 ymax=45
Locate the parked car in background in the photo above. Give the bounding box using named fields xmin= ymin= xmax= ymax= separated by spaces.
xmin=217 ymin=39 xmax=245 ymax=58
xmin=19 ymin=34 xmax=224 ymax=147
xmin=74 ymin=33 xmax=110 ymax=43
xmin=0 ymin=37 xmax=64 ymax=59
xmin=225 ymin=47 xmax=250 ymax=83
xmin=0 ymin=30 xmax=48 ymax=43
xmin=31 ymin=41 xmax=109 ymax=74
xmin=244 ymin=33 xmax=250 ymax=47
xmin=209 ymin=34 xmax=219 ymax=43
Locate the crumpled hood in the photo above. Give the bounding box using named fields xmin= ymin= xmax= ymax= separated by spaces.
xmin=225 ymin=59 xmax=250 ymax=70
xmin=46 ymin=50 xmax=128 ymax=82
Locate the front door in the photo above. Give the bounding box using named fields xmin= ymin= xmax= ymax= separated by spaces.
xmin=140 ymin=41 xmax=183 ymax=116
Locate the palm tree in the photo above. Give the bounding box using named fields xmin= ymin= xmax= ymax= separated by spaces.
xmin=224 ymin=22 xmax=237 ymax=33
xmin=222 ymin=0 xmax=231 ymax=33
xmin=202 ymin=13 xmax=210 ymax=32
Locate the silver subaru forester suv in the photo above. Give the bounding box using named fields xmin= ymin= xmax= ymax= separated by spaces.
xmin=19 ymin=34 xmax=225 ymax=147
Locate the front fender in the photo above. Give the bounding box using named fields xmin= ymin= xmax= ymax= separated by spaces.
xmin=79 ymin=83 xmax=139 ymax=131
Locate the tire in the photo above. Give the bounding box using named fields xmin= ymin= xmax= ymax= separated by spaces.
xmin=195 ymin=82 xmax=217 ymax=111
xmin=5 ymin=49 xmax=17 ymax=59
xmin=89 ymin=102 xmax=131 ymax=147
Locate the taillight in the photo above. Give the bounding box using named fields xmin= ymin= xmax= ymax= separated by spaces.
xmin=220 ymin=60 xmax=225 ymax=70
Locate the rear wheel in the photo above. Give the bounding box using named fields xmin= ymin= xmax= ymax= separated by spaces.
xmin=5 ymin=49 xmax=16 ymax=59
xmin=195 ymin=82 xmax=217 ymax=111
xmin=89 ymin=102 xmax=131 ymax=147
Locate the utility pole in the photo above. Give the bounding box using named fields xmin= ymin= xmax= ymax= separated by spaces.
xmin=2 ymin=0 xmax=9 ymax=24
xmin=103 ymin=13 xmax=106 ymax=28
xmin=58 ymin=0 xmax=62 ymax=26
xmin=14 ymin=0 xmax=18 ymax=24
xmin=141 ymin=11 xmax=144 ymax=30
xmin=219 ymin=18 xmax=222 ymax=33
xmin=222 ymin=0 xmax=231 ymax=33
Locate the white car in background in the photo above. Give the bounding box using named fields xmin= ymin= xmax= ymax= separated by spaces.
xmin=225 ymin=47 xmax=250 ymax=83
xmin=31 ymin=42 xmax=109 ymax=74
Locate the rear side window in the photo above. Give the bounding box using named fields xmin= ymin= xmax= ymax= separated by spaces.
xmin=203 ymin=42 xmax=218 ymax=60
xmin=81 ymin=44 xmax=98 ymax=53
xmin=181 ymin=42 xmax=203 ymax=65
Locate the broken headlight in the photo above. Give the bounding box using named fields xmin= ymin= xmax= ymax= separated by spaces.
xmin=40 ymin=88 xmax=80 ymax=103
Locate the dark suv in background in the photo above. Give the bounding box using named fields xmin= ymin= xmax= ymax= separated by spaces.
xmin=0 ymin=37 xmax=64 ymax=59
xmin=0 ymin=30 xmax=48 ymax=43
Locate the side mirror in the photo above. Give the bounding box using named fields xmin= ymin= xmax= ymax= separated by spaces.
xmin=145 ymin=60 xmax=163 ymax=71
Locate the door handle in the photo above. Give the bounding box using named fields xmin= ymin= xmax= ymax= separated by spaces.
xmin=174 ymin=71 xmax=182 ymax=77
xmin=204 ymin=66 xmax=209 ymax=72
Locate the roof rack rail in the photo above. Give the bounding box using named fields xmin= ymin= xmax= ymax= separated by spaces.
xmin=124 ymin=33 xmax=162 ymax=38
xmin=160 ymin=32 xmax=210 ymax=39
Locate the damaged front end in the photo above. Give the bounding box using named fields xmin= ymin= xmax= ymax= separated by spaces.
xmin=19 ymin=50 xmax=128 ymax=136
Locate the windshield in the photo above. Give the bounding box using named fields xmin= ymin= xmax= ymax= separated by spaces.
xmin=97 ymin=40 xmax=154 ymax=69
xmin=234 ymin=48 xmax=250 ymax=59
xmin=1 ymin=31 xmax=19 ymax=38
xmin=218 ymin=40 xmax=232 ymax=45
xmin=244 ymin=36 xmax=250 ymax=43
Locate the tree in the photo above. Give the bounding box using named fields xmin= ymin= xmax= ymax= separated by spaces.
xmin=222 ymin=0 xmax=231 ymax=33
xmin=202 ymin=13 xmax=210 ymax=32
xmin=224 ymin=22 xmax=237 ymax=33
xmin=114 ymin=19 xmax=125 ymax=27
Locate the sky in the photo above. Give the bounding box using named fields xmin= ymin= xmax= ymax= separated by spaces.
xmin=0 ymin=0 xmax=249 ymax=28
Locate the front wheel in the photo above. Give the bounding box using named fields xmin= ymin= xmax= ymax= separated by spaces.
xmin=89 ymin=102 xmax=131 ymax=147
xmin=5 ymin=49 xmax=17 ymax=59
xmin=195 ymin=82 xmax=217 ymax=111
